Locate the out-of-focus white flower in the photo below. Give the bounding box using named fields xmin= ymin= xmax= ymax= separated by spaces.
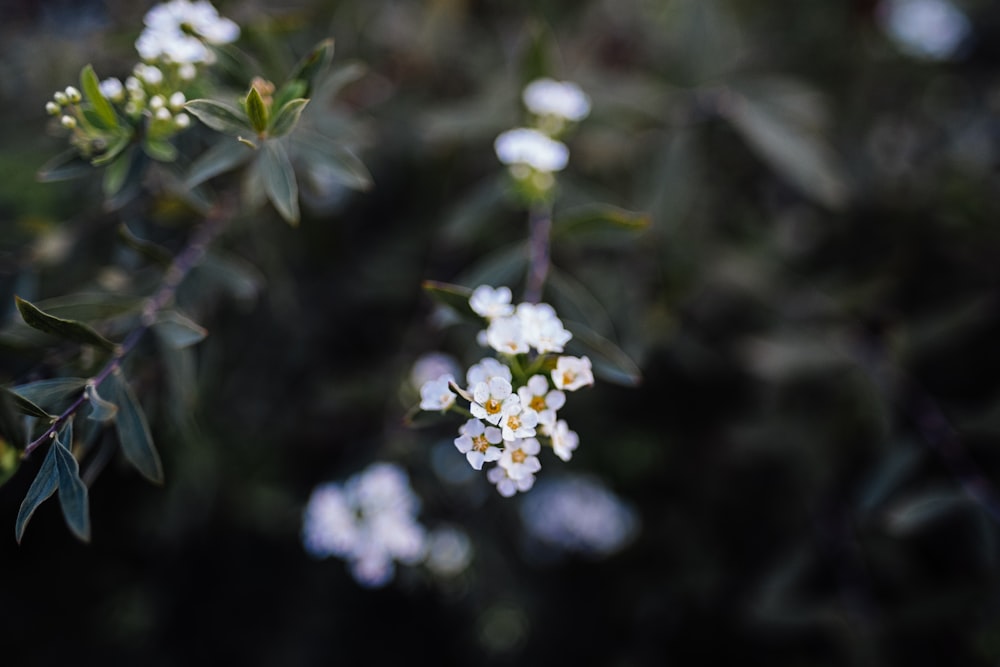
xmin=519 ymin=475 xmax=639 ymax=557
xmin=424 ymin=526 xmax=473 ymax=577
xmin=471 ymin=377 xmax=517 ymax=426
xmin=137 ymin=0 xmax=240 ymax=64
xmin=499 ymin=437 xmax=542 ymax=480
xmin=548 ymin=419 xmax=579 ymax=462
xmin=470 ymin=285 xmax=515 ymax=319
xmin=99 ymin=78 xmax=124 ymax=102
xmin=878 ymin=0 xmax=970 ymax=61
xmin=465 ymin=357 xmax=512 ymax=392
xmin=517 ymin=302 xmax=572 ymax=354
xmin=499 ymin=403 xmax=539 ymax=442
xmin=494 ymin=128 xmax=569 ymax=173
xmin=302 ymin=462 xmax=428 ymax=588
xmin=135 ymin=63 xmax=164 ymax=85
xmin=552 ymin=355 xmax=594 ymax=391
xmin=486 ymin=316 xmax=529 ymax=355
xmin=454 ymin=418 xmax=504 ymax=470
xmin=487 ymin=463 xmax=536 ymax=497
xmin=517 ymin=374 xmax=566 ymax=425
xmin=522 ymin=78 xmax=591 ymax=122
xmin=419 ymin=374 xmax=456 ymax=412
xmin=411 ymin=352 xmax=462 ymax=390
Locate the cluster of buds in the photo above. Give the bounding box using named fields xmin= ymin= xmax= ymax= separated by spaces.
xmin=494 ymin=78 xmax=591 ymax=199
xmin=419 ymin=285 xmax=594 ymax=497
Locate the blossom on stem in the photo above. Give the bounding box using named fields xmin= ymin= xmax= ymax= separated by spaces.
xmin=470 ymin=285 xmax=515 ymax=319
xmin=470 ymin=377 xmax=517 ymax=426
xmin=499 ymin=402 xmax=539 ymax=442
xmin=454 ymin=418 xmax=503 ymax=470
xmin=465 ymin=357 xmax=512 ymax=392
xmin=487 ymin=463 xmax=536 ymax=498
xmin=136 ymin=0 xmax=240 ymax=64
xmin=522 ymin=78 xmax=591 ymax=122
xmin=548 ymin=419 xmax=579 ymax=462
xmin=552 ymin=355 xmax=594 ymax=391
xmin=499 ymin=437 xmax=542 ymax=480
xmin=494 ymin=128 xmax=569 ymax=173
xmin=516 ymin=302 xmax=572 ymax=354
xmin=518 ymin=374 xmax=565 ymax=424
xmin=419 ymin=374 xmax=456 ymax=412
xmin=485 ymin=316 xmax=529 ymax=356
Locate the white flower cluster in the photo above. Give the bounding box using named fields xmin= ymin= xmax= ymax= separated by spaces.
xmin=136 ymin=0 xmax=240 ymax=65
xmin=494 ymin=78 xmax=590 ymax=191
xmin=419 ymin=285 xmax=594 ymax=497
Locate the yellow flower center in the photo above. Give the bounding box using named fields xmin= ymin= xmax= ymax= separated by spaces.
xmin=506 ymin=414 xmax=522 ymax=431
xmin=561 ymin=371 xmax=576 ymax=387
xmin=485 ymin=398 xmax=502 ymax=415
xmin=529 ymin=395 xmax=547 ymax=412
xmin=472 ymin=434 xmax=490 ymax=453
xmin=511 ymin=449 xmax=527 ymax=464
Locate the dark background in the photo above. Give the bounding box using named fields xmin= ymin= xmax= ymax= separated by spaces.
xmin=3 ymin=0 xmax=1000 ymax=664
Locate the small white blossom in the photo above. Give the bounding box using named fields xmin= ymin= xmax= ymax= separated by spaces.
xmin=517 ymin=302 xmax=572 ymax=353
xmin=178 ymin=63 xmax=197 ymax=80
xmin=149 ymin=94 xmax=165 ymax=110
xmin=154 ymin=107 xmax=172 ymax=121
xmin=45 ymin=101 xmax=60 ymax=116
xmin=174 ymin=112 xmax=191 ymax=129
xmin=60 ymin=115 xmax=77 ymax=129
xmin=470 ymin=377 xmax=517 ymax=426
xmin=454 ymin=419 xmax=503 ymax=470
xmin=549 ymin=419 xmax=579 ymax=462
xmin=419 ymin=374 xmax=456 ymax=412
xmin=878 ymin=0 xmax=970 ymax=61
xmin=168 ymin=91 xmax=187 ymax=110
xmin=470 ymin=284 xmax=515 ymax=319
xmin=410 ymin=352 xmax=462 ymax=390
xmin=494 ymin=127 xmax=569 ymax=173
xmin=487 ymin=464 xmax=536 ymax=498
xmin=499 ymin=437 xmax=542 ymax=480
xmin=522 ymin=78 xmax=591 ymax=122
xmin=301 ymin=483 xmax=359 ymax=558
xmin=518 ymin=374 xmax=565 ymax=425
xmin=64 ymin=86 xmax=82 ymax=103
xmin=552 ymin=355 xmax=594 ymax=391
xmin=465 ymin=357 xmax=512 ymax=392
xmin=499 ymin=402 xmax=539 ymax=442
xmin=485 ymin=315 xmax=529 ymax=355
xmin=137 ymin=0 xmax=240 ymax=64
xmin=53 ymin=91 xmax=68 ymax=106
xmin=135 ymin=63 xmax=164 ymax=85
xmin=99 ymin=77 xmax=125 ymax=102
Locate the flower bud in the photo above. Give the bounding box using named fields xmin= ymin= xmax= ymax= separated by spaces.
xmin=168 ymin=91 xmax=186 ymax=111
xmin=53 ymin=91 xmax=68 ymax=106
xmin=60 ymin=115 xmax=77 ymax=129
xmin=154 ymin=107 xmax=171 ymax=122
xmin=45 ymin=101 xmax=60 ymax=116
xmin=174 ymin=112 xmax=191 ymax=129
xmin=149 ymin=95 xmax=165 ymax=111
xmin=64 ymin=86 xmax=82 ymax=103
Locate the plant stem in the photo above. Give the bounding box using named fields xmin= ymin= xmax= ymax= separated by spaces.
xmin=22 ymin=207 xmax=228 ymax=458
xmin=523 ymin=202 xmax=553 ymax=304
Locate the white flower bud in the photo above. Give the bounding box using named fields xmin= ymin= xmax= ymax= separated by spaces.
xmin=174 ymin=112 xmax=191 ymax=129
xmin=64 ymin=86 xmax=82 ymax=103
xmin=149 ymin=95 xmax=165 ymax=110
xmin=60 ymin=115 xmax=77 ymax=129
xmin=178 ymin=63 xmax=197 ymax=81
xmin=168 ymin=91 xmax=186 ymax=111
xmin=45 ymin=101 xmax=60 ymax=115
xmin=53 ymin=91 xmax=68 ymax=105
xmin=154 ymin=107 xmax=172 ymax=122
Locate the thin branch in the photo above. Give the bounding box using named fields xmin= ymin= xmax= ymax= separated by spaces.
xmin=523 ymin=203 xmax=553 ymax=304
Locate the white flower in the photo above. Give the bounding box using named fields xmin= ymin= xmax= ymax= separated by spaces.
xmin=137 ymin=0 xmax=240 ymax=64
xmin=517 ymin=302 xmax=572 ymax=353
xmin=470 ymin=284 xmax=515 ymax=319
xmin=549 ymin=419 xmax=579 ymax=462
xmin=522 ymin=78 xmax=591 ymax=122
xmin=410 ymin=352 xmax=461 ymax=390
xmin=499 ymin=402 xmax=539 ymax=442
xmin=494 ymin=128 xmax=569 ymax=173
xmin=99 ymin=77 xmax=124 ymax=102
xmin=878 ymin=0 xmax=970 ymax=61
xmin=518 ymin=374 xmax=565 ymax=425
xmin=485 ymin=315 xmax=529 ymax=355
xmin=454 ymin=419 xmax=503 ymax=470
xmin=301 ymin=483 xmax=360 ymax=558
xmin=487 ymin=464 xmax=536 ymax=498
xmin=134 ymin=63 xmax=163 ymax=85
xmin=465 ymin=357 xmax=512 ymax=392
xmin=499 ymin=437 xmax=542 ymax=480
xmin=169 ymin=91 xmax=187 ymax=110
xmin=552 ymin=355 xmax=594 ymax=391
xmin=419 ymin=373 xmax=456 ymax=412
xmin=470 ymin=377 xmax=517 ymax=426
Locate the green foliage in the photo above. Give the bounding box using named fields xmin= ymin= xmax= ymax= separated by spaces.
xmin=15 ymin=296 xmax=116 ymax=353
xmin=106 ymin=369 xmax=163 ymax=485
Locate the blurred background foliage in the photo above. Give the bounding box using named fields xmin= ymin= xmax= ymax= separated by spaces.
xmin=2 ymin=0 xmax=1000 ymax=664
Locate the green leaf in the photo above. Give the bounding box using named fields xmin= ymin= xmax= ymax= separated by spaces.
xmin=0 ymin=437 xmax=21 ymax=487
xmin=118 ymin=224 xmax=173 ymax=267
xmin=85 ymin=383 xmax=118 ymax=422
xmin=547 ymin=267 xmax=615 ymax=338
xmin=885 ymin=491 xmax=969 ymax=536
xmin=564 ymin=320 xmax=642 ymax=387
xmin=153 ymin=310 xmax=207 ymax=349
xmin=421 ymin=281 xmax=477 ymax=320
xmin=245 ymin=86 xmax=269 ymax=135
xmin=107 ymin=369 xmax=163 ymax=484
xmin=185 ymin=99 xmax=252 ymax=136
xmin=37 ymin=149 xmax=93 ymax=182
xmin=143 ymin=139 xmax=178 ymax=162
xmin=260 ymin=140 xmax=299 ymax=225
xmin=34 ymin=292 xmax=143 ymax=323
xmin=80 ymin=64 xmax=118 ymax=131
xmin=272 ymin=80 xmax=308 ymax=112
xmin=102 ymin=147 xmax=134 ymax=198
xmin=0 ymin=386 xmax=27 ymax=448
xmin=551 ymin=204 xmax=651 ymax=241
xmin=185 ymin=138 xmax=254 ymax=188
xmin=10 ymin=378 xmax=86 ymax=415
xmin=287 ymin=38 xmax=335 ymax=97
xmin=52 ymin=422 xmax=90 ymax=542
xmin=15 ymin=296 xmax=116 ymax=352
xmin=269 ymin=98 xmax=309 ymax=138
xmin=91 ymin=129 xmax=133 ymax=167
xmin=296 ymin=132 xmax=372 ymax=191
xmin=15 ymin=442 xmax=59 ymax=543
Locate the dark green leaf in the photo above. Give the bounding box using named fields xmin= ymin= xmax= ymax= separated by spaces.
xmin=35 ymin=292 xmax=143 ymax=323
xmin=15 ymin=442 xmax=59 ymax=543
xmin=0 ymin=386 xmax=26 ymax=448
xmin=564 ymin=320 xmax=642 ymax=387
xmin=107 ymin=369 xmax=163 ymax=484
xmin=91 ymin=130 xmax=133 ymax=167
xmin=102 ymin=147 xmax=134 ymax=198
xmin=295 ymin=132 xmax=372 ymax=191
xmin=143 ymin=139 xmax=178 ymax=162
xmin=269 ymin=98 xmax=309 ymax=138
xmin=314 ymin=61 xmax=366 ymax=103
xmin=118 ymin=224 xmax=173 ymax=267
xmin=52 ymin=422 xmax=90 ymax=542
xmin=1 ymin=385 xmax=52 ymax=422
xmin=551 ymin=204 xmax=651 ymax=241
xmin=245 ymin=86 xmax=269 ymax=135
xmin=11 ymin=378 xmax=87 ymax=414
xmin=287 ymin=38 xmax=335 ymax=97
xmin=80 ymin=64 xmax=118 ymax=131
xmin=153 ymin=310 xmax=207 ymax=349
xmin=260 ymin=140 xmax=299 ymax=225
xmin=885 ymin=491 xmax=969 ymax=536
xmin=185 ymin=99 xmax=252 ymax=136
xmin=272 ymin=80 xmax=308 ymax=112
xmin=15 ymin=296 xmax=116 ymax=352
xmin=421 ymin=281 xmax=476 ymax=320
xmin=547 ymin=268 xmax=615 ymax=338
xmin=85 ymin=383 xmax=117 ymax=422
xmin=185 ymin=138 xmax=254 ymax=188
xmin=37 ymin=150 xmax=93 ymax=182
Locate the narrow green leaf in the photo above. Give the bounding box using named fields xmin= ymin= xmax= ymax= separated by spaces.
xmin=185 ymin=99 xmax=252 ymax=136
xmin=260 ymin=140 xmax=299 ymax=225
xmin=421 ymin=281 xmax=476 ymax=319
xmin=269 ymin=98 xmax=309 ymax=138
xmin=287 ymin=38 xmax=335 ymax=97
xmin=80 ymin=64 xmax=118 ymax=130
xmin=272 ymin=80 xmax=308 ymax=112
xmin=107 ymin=369 xmax=163 ymax=484
xmin=102 ymin=148 xmax=133 ymax=198
xmin=15 ymin=442 xmax=59 ymax=543
xmin=37 ymin=149 xmax=93 ymax=182
xmin=15 ymin=296 xmax=116 ymax=352
xmin=91 ymin=130 xmax=133 ymax=167
xmin=34 ymin=293 xmax=143 ymax=323
xmin=118 ymin=224 xmax=173 ymax=267
xmin=1 ymin=385 xmax=52 ymax=422
xmin=886 ymin=491 xmax=968 ymax=536
xmin=143 ymin=139 xmax=178 ymax=162
xmin=0 ymin=387 xmax=27 ymax=448
xmin=564 ymin=320 xmax=642 ymax=387
xmin=551 ymin=204 xmax=651 ymax=241
xmin=185 ymin=138 xmax=253 ymax=188
xmin=0 ymin=437 xmax=21 ymax=487
xmin=52 ymin=422 xmax=90 ymax=541
xmin=296 ymin=133 xmax=372 ymax=191
xmin=245 ymin=86 xmax=269 ymax=135
xmin=547 ymin=268 xmax=615 ymax=338
xmin=153 ymin=310 xmax=207 ymax=349
xmin=85 ymin=383 xmax=118 ymax=422
xmin=11 ymin=378 xmax=87 ymax=414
